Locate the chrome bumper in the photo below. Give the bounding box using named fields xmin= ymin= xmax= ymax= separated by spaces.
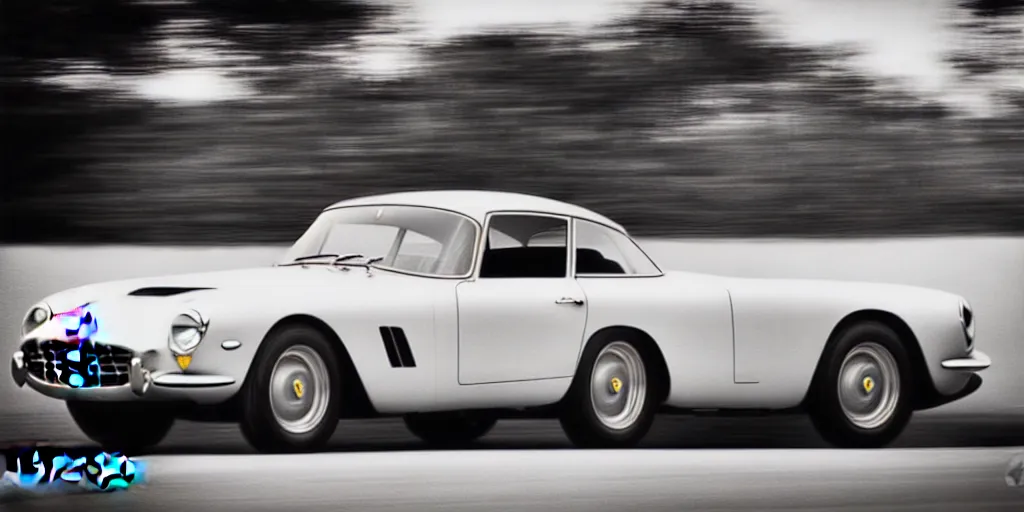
xmin=11 ymin=349 xmax=235 ymax=401
xmin=941 ymin=349 xmax=991 ymax=372
xmin=11 ymin=350 xmax=26 ymax=387
xmin=129 ymin=356 xmax=152 ymax=396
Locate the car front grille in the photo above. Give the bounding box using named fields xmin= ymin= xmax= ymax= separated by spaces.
xmin=20 ymin=339 xmax=133 ymax=388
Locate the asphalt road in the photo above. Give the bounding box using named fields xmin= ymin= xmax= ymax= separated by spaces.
xmin=3 ymin=447 xmax=1023 ymax=512
xmin=1 ymin=413 xmax=1023 ymax=511
xmin=3 ymin=411 xmax=1024 ymax=452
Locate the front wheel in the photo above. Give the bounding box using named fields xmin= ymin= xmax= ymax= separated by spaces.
xmin=66 ymin=401 xmax=176 ymax=454
xmin=403 ymin=412 xmax=497 ymax=446
xmin=559 ymin=334 xmax=658 ymax=448
xmin=807 ymin=321 xmax=915 ymax=448
xmin=239 ymin=324 xmax=343 ymax=453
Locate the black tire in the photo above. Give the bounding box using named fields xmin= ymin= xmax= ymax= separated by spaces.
xmin=807 ymin=321 xmax=915 ymax=448
xmin=558 ymin=330 xmax=659 ymax=448
xmin=239 ymin=324 xmax=343 ymax=453
xmin=403 ymin=412 xmax=497 ymax=446
xmin=66 ymin=400 xmax=175 ymax=454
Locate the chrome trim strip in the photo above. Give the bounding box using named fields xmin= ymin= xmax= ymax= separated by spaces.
xmin=941 ymin=349 xmax=991 ymax=371
xmin=152 ymin=374 xmax=236 ymax=387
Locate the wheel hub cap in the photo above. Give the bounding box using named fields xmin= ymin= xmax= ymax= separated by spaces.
xmin=269 ymin=345 xmax=330 ymax=435
xmin=837 ymin=342 xmax=900 ymax=430
xmin=590 ymin=342 xmax=646 ymax=431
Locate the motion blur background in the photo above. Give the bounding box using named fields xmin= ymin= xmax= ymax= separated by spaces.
xmin=2 ymin=0 xmax=1024 ymax=432
xmin=4 ymin=0 xmax=1024 ymax=242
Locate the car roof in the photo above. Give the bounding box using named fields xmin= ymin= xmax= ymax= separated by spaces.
xmin=325 ymin=190 xmax=627 ymax=233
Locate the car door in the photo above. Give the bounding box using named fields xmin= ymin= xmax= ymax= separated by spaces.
xmin=456 ymin=213 xmax=588 ymax=385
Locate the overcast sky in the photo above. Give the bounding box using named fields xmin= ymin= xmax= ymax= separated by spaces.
xmin=44 ymin=0 xmax=1024 ymax=117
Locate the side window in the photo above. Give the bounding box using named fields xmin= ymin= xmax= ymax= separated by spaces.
xmin=575 ymin=219 xmax=661 ymax=275
xmin=527 ymin=225 xmax=567 ymax=247
xmin=480 ymin=215 xmax=568 ymax=278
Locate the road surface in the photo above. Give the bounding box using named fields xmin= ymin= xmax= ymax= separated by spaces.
xmin=2 ymin=414 xmax=1023 ymax=511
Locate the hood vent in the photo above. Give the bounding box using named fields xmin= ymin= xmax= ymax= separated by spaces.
xmin=127 ymin=287 xmax=213 ymax=297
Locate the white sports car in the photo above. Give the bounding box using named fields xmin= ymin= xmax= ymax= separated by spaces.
xmin=10 ymin=191 xmax=990 ymax=453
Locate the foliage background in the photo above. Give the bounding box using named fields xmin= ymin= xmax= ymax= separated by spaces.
xmin=3 ymin=0 xmax=1024 ymax=244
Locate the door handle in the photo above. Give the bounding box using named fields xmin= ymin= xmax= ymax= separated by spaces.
xmin=555 ymin=297 xmax=584 ymax=306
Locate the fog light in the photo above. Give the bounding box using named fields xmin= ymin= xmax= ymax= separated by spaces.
xmin=176 ymin=355 xmax=192 ymax=371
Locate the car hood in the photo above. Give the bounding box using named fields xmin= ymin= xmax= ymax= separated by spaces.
xmin=25 ymin=265 xmax=396 ymax=347
xmin=34 ymin=265 xmax=398 ymax=317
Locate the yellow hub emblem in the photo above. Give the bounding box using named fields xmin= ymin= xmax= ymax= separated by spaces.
xmin=293 ymin=379 xmax=305 ymax=399
xmin=863 ymin=376 xmax=875 ymax=393
xmin=610 ymin=377 xmax=623 ymax=394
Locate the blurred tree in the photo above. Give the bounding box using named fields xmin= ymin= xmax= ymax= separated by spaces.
xmin=1 ymin=1 xmax=166 ymax=76
xmin=396 ymin=1 xmax=951 ymax=235
xmin=2 ymin=0 xmax=1023 ymax=243
xmin=1 ymin=0 xmax=166 ymax=240
xmin=189 ymin=0 xmax=377 ymax=66
xmin=953 ymin=0 xmax=1024 ymax=114
xmin=0 ymin=0 xmax=381 ymax=243
xmin=962 ymin=0 xmax=1024 ymax=16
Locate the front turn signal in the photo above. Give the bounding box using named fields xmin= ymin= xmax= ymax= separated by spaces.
xmin=176 ymin=355 xmax=192 ymax=371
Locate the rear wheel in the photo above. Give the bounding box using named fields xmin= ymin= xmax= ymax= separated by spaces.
xmin=66 ymin=401 xmax=175 ymax=454
xmin=239 ymin=324 xmax=343 ymax=453
xmin=807 ymin=321 xmax=915 ymax=448
xmin=559 ymin=333 xmax=658 ymax=448
xmin=403 ymin=412 xmax=497 ymax=446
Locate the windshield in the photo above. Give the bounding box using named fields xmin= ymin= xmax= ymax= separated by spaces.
xmin=280 ymin=205 xmax=479 ymax=277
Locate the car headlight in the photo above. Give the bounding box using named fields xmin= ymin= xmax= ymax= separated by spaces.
xmin=169 ymin=310 xmax=208 ymax=355
xmin=22 ymin=303 xmax=52 ymax=336
xmin=959 ymin=299 xmax=975 ymax=350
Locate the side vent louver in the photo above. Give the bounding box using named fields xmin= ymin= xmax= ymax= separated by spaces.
xmin=378 ymin=326 xmax=416 ymax=368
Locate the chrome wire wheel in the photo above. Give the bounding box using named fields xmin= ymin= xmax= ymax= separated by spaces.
xmin=269 ymin=345 xmax=331 ymax=435
xmin=590 ymin=341 xmax=647 ymax=431
xmin=837 ymin=342 xmax=900 ymax=430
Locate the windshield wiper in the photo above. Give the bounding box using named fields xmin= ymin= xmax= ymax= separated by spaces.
xmin=288 ymin=253 xmax=340 ymax=264
xmin=332 ymin=255 xmax=386 ymax=275
xmin=287 ymin=253 xmax=383 ymax=270
xmin=331 ymin=254 xmax=366 ymax=266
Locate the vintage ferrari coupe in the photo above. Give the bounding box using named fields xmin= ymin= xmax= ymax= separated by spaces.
xmin=11 ymin=191 xmax=990 ymax=453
